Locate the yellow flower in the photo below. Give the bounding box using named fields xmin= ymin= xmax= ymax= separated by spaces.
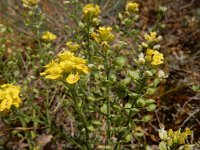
xmin=168 ymin=129 xmax=174 ymax=137
xmin=145 ymin=49 xmax=164 ymax=66
xmin=144 ymin=31 xmax=160 ymax=43
xmin=58 ymin=51 xmax=74 ymax=62
xmin=151 ymin=51 xmax=164 ymax=66
xmin=98 ymin=27 xmax=115 ymax=42
xmin=91 ymin=32 xmax=100 ymax=43
xmin=66 ymin=41 xmax=80 ymax=52
xmin=66 ymin=73 xmax=80 ymax=84
xmin=22 ymin=0 xmax=39 ymax=8
xmin=41 ymin=51 xmax=89 ymax=84
xmin=83 ymin=4 xmax=100 ymax=19
xmin=184 ymin=128 xmax=192 ymax=136
xmin=0 ymin=84 xmax=22 ymax=112
xmin=42 ymin=31 xmax=56 ymax=41
xmin=40 ymin=61 xmax=63 ymax=80
xmin=101 ymin=41 xmax=110 ymax=50
xmin=126 ymin=2 xmax=139 ymax=13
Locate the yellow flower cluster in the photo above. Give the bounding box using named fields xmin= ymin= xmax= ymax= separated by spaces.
xmin=159 ymin=128 xmax=193 ymax=148
xmin=42 ymin=31 xmax=57 ymax=42
xmin=83 ymin=4 xmax=100 ymax=19
xmin=126 ymin=2 xmax=139 ymax=13
xmin=66 ymin=41 xmax=80 ymax=52
xmin=0 ymin=84 xmax=22 ymax=112
xmin=22 ymin=0 xmax=39 ymax=8
xmin=144 ymin=31 xmax=161 ymax=44
xmin=40 ymin=51 xmax=89 ymax=84
xmin=145 ymin=49 xmax=164 ymax=66
xmin=91 ymin=27 xmax=115 ymax=50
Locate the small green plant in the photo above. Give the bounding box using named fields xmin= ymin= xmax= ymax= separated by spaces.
xmin=0 ymin=1 xmax=197 ymax=150
xmin=39 ymin=2 xmax=167 ymax=149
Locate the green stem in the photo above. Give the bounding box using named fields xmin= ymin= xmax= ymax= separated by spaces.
xmin=114 ymin=69 xmax=146 ymax=149
xmin=68 ymin=86 xmax=91 ymax=149
xmin=105 ymin=53 xmax=111 ymax=145
xmin=86 ymin=21 xmax=91 ymax=63
xmin=45 ymin=86 xmax=52 ymax=130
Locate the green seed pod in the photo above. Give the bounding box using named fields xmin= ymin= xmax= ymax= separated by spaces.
xmin=134 ymin=132 xmax=144 ymax=138
xmin=87 ymin=96 xmax=95 ymax=102
xmin=147 ymin=88 xmax=156 ymax=95
xmin=144 ymin=70 xmax=153 ymax=77
xmin=92 ymin=121 xmax=102 ymax=126
xmin=127 ymin=70 xmax=140 ymax=80
xmin=114 ymin=57 xmax=127 ymax=67
xmin=145 ymin=99 xmax=156 ymax=105
xmin=110 ymin=74 xmax=117 ymax=83
xmin=124 ymin=133 xmax=133 ymax=142
xmin=136 ymin=98 xmax=146 ymax=107
xmin=120 ymin=77 xmax=131 ymax=86
xmin=142 ymin=115 xmax=152 ymax=122
xmin=147 ymin=104 xmax=157 ymax=112
xmin=129 ymin=92 xmax=139 ymax=98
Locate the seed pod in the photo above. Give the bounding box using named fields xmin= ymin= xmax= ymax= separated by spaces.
xmin=120 ymin=77 xmax=131 ymax=86
xmin=146 ymin=104 xmax=157 ymax=112
xmin=136 ymin=98 xmax=146 ymax=107
xmin=114 ymin=57 xmax=127 ymax=67
xmin=142 ymin=115 xmax=152 ymax=122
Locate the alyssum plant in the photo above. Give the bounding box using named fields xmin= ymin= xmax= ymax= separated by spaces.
xmin=40 ymin=2 xmax=166 ymax=149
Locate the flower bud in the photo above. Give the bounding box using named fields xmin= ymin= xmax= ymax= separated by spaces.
xmin=158 ymin=128 xmax=168 ymax=140
xmin=166 ymin=138 xmax=173 ymax=147
xmin=138 ymin=53 xmax=145 ymax=65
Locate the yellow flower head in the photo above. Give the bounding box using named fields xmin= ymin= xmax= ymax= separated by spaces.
xmin=66 ymin=73 xmax=80 ymax=84
xmin=144 ymin=31 xmax=160 ymax=43
xmin=22 ymin=0 xmax=39 ymax=8
xmin=41 ymin=51 xmax=89 ymax=84
xmin=83 ymin=4 xmax=100 ymax=19
xmin=42 ymin=31 xmax=57 ymax=42
xmin=97 ymin=27 xmax=115 ymax=42
xmin=151 ymin=51 xmax=164 ymax=66
xmin=145 ymin=49 xmax=164 ymax=66
xmin=126 ymin=2 xmax=139 ymax=13
xmin=40 ymin=61 xmax=63 ymax=80
xmin=66 ymin=41 xmax=80 ymax=52
xmin=0 ymin=84 xmax=22 ymax=112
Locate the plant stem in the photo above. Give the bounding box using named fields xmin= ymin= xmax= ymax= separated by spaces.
xmin=105 ymin=53 xmax=111 ymax=145
xmin=68 ymin=86 xmax=91 ymax=149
